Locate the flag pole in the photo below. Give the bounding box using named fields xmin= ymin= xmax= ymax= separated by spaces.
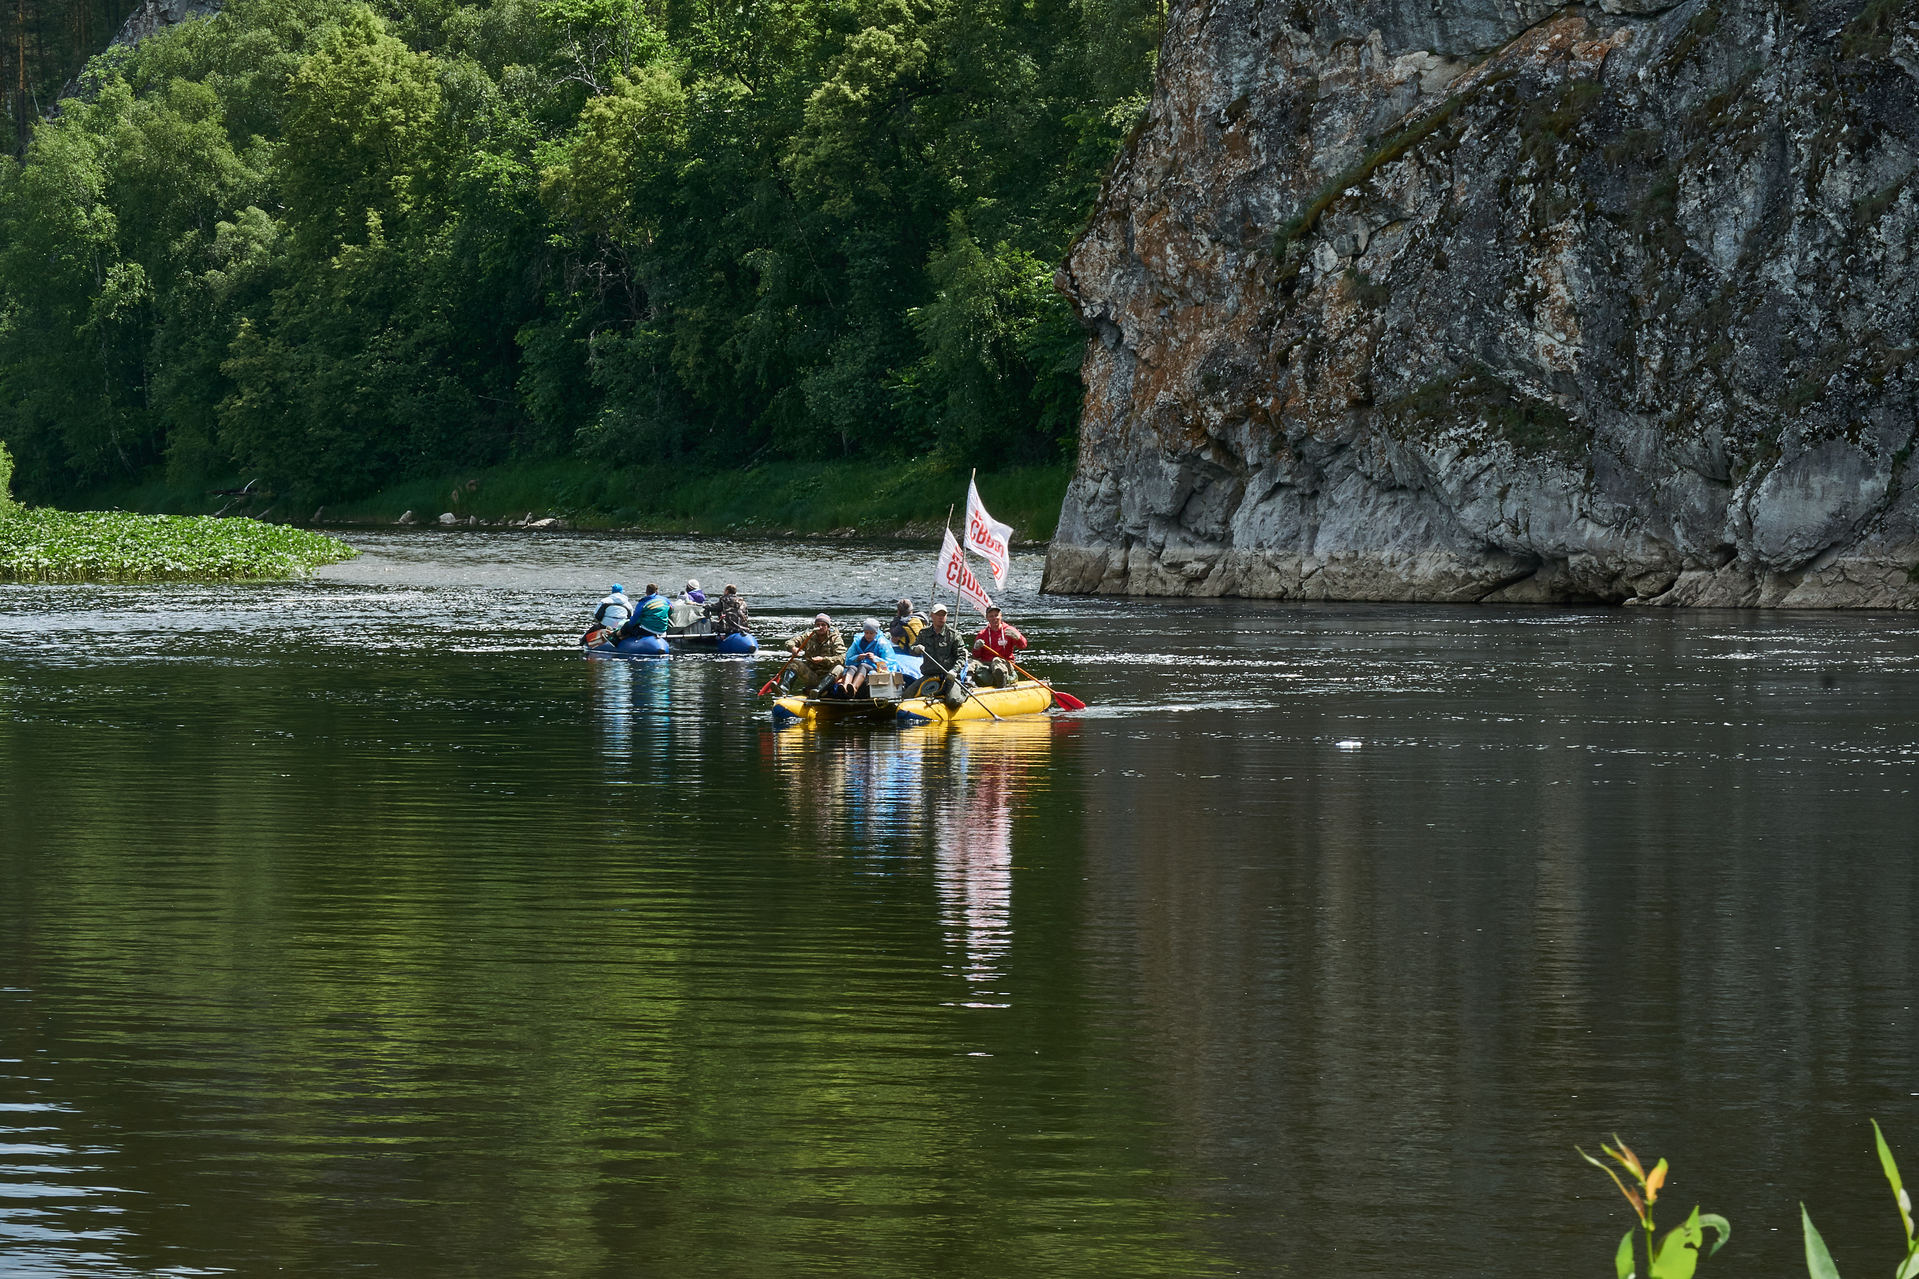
xmin=933 ymin=502 xmax=954 ymax=611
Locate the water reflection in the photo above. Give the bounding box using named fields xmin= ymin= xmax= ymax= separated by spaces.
xmin=761 ymin=717 xmax=1068 ymax=1009
xmin=763 ymin=724 xmax=932 ymax=856
xmin=0 ymin=1081 xmax=139 ymax=1278
xmin=589 ymin=657 xmax=638 ymax=765
xmin=9 ymin=536 xmax=1919 ymax=1278
xmin=923 ymin=720 xmax=1065 ymax=1004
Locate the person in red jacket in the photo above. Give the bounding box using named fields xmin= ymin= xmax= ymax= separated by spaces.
xmin=969 ymin=605 xmax=1027 ymax=688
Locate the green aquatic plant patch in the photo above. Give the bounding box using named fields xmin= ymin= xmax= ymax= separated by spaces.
xmin=0 ymin=508 xmax=358 ymax=582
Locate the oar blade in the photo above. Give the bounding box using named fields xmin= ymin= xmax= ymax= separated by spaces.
xmin=1051 ymin=689 xmax=1087 ymax=711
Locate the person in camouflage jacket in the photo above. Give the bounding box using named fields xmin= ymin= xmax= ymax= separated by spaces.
xmin=908 ymin=604 xmax=966 ymax=704
xmin=704 ymin=584 xmax=751 ymax=635
xmin=781 ymin=614 xmax=846 ymax=693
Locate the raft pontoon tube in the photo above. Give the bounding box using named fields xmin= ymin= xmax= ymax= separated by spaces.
xmin=768 ymin=655 xmax=924 ymax=724
xmin=583 ymin=628 xmax=758 ymax=657
xmin=585 ymin=633 xmax=670 ymax=657
xmin=894 ymin=680 xmax=1054 ymax=725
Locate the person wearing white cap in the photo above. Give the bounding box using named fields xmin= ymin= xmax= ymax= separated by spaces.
xmin=908 ymin=604 xmax=965 ymax=706
xmin=681 ymin=579 xmax=706 ymax=604
xmin=781 ymin=613 xmax=846 ymax=693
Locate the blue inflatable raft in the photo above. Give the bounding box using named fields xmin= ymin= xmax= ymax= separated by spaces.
xmin=585 ymin=633 xmax=671 ymax=657
xmin=582 ymin=628 xmax=758 ymax=657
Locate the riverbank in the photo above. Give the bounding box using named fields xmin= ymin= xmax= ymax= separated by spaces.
xmin=0 ymin=507 xmax=358 ymax=583
xmin=72 ymin=459 xmax=1071 ymax=542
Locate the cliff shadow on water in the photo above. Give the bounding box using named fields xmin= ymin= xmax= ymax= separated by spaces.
xmin=1044 ymin=0 xmax=1919 ymax=608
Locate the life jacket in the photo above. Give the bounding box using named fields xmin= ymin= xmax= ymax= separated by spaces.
xmin=636 ymin=594 xmax=672 ymax=635
xmin=595 ymin=593 xmax=632 ymax=627
xmin=892 ymin=614 xmax=925 ymax=647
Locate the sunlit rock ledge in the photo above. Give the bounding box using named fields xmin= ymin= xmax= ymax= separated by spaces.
xmin=1044 ymin=0 xmax=1919 ymax=606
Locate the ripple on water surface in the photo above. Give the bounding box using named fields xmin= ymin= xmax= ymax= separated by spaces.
xmin=4 ymin=531 xmax=1919 ymax=1277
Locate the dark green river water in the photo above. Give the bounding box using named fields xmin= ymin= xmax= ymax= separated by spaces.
xmin=3 ymin=531 xmax=1917 ymax=1277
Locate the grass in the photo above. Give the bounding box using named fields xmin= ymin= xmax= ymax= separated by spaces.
xmin=0 ymin=507 xmax=358 ymax=582
xmin=73 ymin=457 xmax=1074 ymax=542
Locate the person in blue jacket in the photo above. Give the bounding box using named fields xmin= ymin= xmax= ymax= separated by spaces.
xmin=831 ymin=618 xmax=898 ymax=698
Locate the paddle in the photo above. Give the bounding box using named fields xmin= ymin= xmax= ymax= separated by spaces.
xmin=1011 ymin=660 xmax=1086 ymax=711
xmin=758 ymin=650 xmax=802 ymax=697
xmin=918 ymin=654 xmax=1002 ymax=722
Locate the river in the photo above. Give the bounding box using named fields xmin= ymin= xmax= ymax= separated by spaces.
xmin=3 ymin=530 xmax=1916 ymax=1277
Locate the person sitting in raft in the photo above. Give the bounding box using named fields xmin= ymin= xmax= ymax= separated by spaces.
xmin=590 ymin=584 xmax=633 ymax=641
xmin=909 ymin=604 xmax=965 ymax=704
xmin=621 ymin=583 xmax=673 ymax=638
xmin=782 ymin=613 xmax=846 ymax=693
xmin=970 ymin=605 xmax=1028 ymax=688
xmin=704 ymin=584 xmax=750 ymax=636
xmin=888 ymin=598 xmax=925 ymax=648
xmin=831 ymin=618 xmax=899 ymax=699
xmin=681 ymin=579 xmax=706 ymax=604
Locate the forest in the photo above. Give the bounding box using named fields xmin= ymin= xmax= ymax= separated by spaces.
xmin=3 ymin=0 xmax=135 ymax=156
xmin=0 ymin=0 xmax=1159 ymax=506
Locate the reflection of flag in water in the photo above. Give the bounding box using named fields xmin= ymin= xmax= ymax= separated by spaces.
xmin=964 ymin=477 xmax=1014 ymax=588
xmin=938 ymin=528 xmax=993 ymax=616
xmin=935 ymin=739 xmax=1015 ymax=1001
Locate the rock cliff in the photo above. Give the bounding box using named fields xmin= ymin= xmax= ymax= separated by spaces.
xmin=1044 ymin=0 xmax=1919 ymax=606
xmin=112 ymin=0 xmax=219 ymax=48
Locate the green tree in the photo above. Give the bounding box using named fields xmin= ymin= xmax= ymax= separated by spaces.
xmin=0 ymin=0 xmax=1162 ymax=503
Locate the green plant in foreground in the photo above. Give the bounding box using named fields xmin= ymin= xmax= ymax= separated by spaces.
xmin=1802 ymin=1120 xmax=1919 ymax=1279
xmin=1580 ymin=1137 xmax=1731 ymax=1278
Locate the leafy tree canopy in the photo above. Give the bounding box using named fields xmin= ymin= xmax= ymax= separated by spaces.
xmin=0 ymin=0 xmax=1160 ymax=503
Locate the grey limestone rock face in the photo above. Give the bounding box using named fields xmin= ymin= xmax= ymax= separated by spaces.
xmin=112 ymin=0 xmax=220 ymax=48
xmin=1045 ymin=0 xmax=1919 ymax=606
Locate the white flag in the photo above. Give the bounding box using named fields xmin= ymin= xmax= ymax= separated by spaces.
xmin=939 ymin=528 xmax=994 ymax=616
xmin=964 ymin=478 xmax=1013 ymax=588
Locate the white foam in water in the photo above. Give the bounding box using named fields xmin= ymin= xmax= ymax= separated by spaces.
xmin=1336 ymin=739 xmax=1363 ymax=750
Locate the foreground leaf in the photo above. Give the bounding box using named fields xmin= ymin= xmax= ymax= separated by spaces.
xmin=1875 ymin=1120 xmax=1914 ymax=1244
xmin=1696 ymin=1212 xmax=1731 ymax=1259
xmin=1615 ymin=1228 xmax=1637 ymax=1279
xmin=1650 ymin=1205 xmax=1704 ymax=1279
xmin=1803 ymin=1204 xmax=1843 ymax=1279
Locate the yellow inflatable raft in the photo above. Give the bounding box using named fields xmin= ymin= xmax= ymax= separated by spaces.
xmin=894 ymin=679 xmax=1054 ymax=725
xmin=769 ymin=694 xmax=898 ymax=726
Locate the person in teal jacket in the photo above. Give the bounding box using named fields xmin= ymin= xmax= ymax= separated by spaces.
xmin=831 ymin=618 xmax=899 ymax=698
xmin=621 ymin=583 xmax=673 ymax=638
